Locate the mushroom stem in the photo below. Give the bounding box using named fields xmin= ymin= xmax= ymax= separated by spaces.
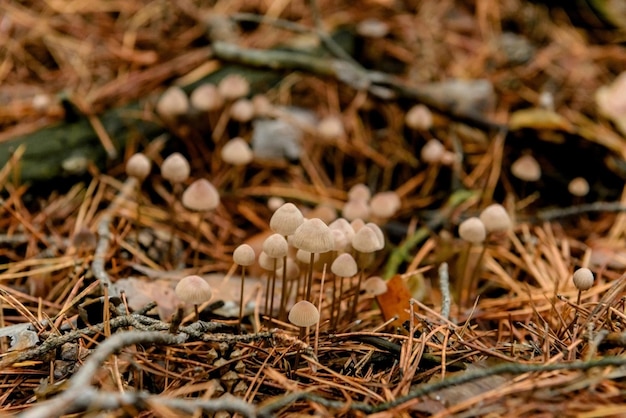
xmin=349 ymin=269 xmax=364 ymax=321
xmin=239 ymin=265 xmax=247 ymax=324
xmin=167 ymin=183 xmax=183 ymax=266
xmin=278 ymin=253 xmax=288 ymax=321
xmin=191 ymin=212 xmax=204 ymax=270
xmin=268 ymin=258 xmax=278 ymax=323
xmin=304 ymin=252 xmax=315 ymax=302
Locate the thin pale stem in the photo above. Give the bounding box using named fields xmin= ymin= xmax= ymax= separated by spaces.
xmin=305 ymin=253 xmax=315 ymax=302
xmin=191 ymin=212 xmax=204 ymax=271
xmin=239 ymin=266 xmax=247 ymax=324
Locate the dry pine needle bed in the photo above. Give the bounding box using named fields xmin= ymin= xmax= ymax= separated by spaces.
xmin=2 ymin=0 xmax=626 ymax=417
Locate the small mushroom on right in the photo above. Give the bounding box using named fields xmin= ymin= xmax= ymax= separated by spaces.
xmin=572 ymin=267 xmax=594 ymax=305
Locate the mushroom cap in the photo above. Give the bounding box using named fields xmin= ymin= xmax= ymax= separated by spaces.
xmin=221 ymin=137 xmax=253 ymax=165
xmin=362 ymin=276 xmax=388 ymax=297
xmin=318 ymin=115 xmax=345 ymax=140
xmin=270 ymin=202 xmax=304 ymax=236
xmin=296 ymin=249 xmax=320 ymax=264
xmin=342 ymin=199 xmax=371 ymax=221
xmin=182 ymin=179 xmax=220 ymax=212
xmin=276 ymin=257 xmax=300 ymax=280
xmin=356 ymin=18 xmax=390 ymax=38
xmin=369 ymin=191 xmax=401 ymax=219
xmin=421 ymin=139 xmax=446 ymax=164
xmin=267 ymin=196 xmax=285 ymax=212
xmin=458 ymin=217 xmax=487 ymax=244
xmin=364 ymin=223 xmax=385 ymax=248
xmin=156 ymin=86 xmax=189 ymax=118
xmin=252 ymin=94 xmax=273 ymax=117
xmin=175 ymin=275 xmax=212 ymax=305
xmin=348 ymin=183 xmax=371 ymax=202
xmin=405 ymin=104 xmax=433 ymax=130
xmin=161 ymin=152 xmax=190 ymax=184
xmin=291 ymin=218 xmax=334 ymax=254
xmin=511 ymin=154 xmax=541 ymax=182
xmin=479 ymin=203 xmax=512 ymax=234
xmin=568 ymin=177 xmax=589 ymax=197
xmin=352 ymin=225 xmax=383 ymax=253
xmin=262 ymin=233 xmax=289 ymax=258
xmin=233 ymin=244 xmax=256 ymax=266
xmin=190 ymin=83 xmax=224 ymax=111
xmin=258 ymin=251 xmax=283 ymax=270
xmin=288 ymin=300 xmax=320 ymax=328
xmin=573 ymin=267 xmax=594 ymax=291
xmin=218 ymin=74 xmax=250 ymax=100
xmin=230 ymin=98 xmax=255 ymax=122
xmin=306 ymin=204 xmax=338 ymax=224
xmin=126 ymin=153 xmax=151 ymax=181
xmin=331 ymin=252 xmax=358 ymax=277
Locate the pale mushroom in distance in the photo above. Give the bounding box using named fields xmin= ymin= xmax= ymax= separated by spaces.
xmin=182 ymin=179 xmax=220 ymax=267
xmin=369 ymin=191 xmax=401 ymax=219
xmin=318 ymin=115 xmax=345 ymax=140
xmin=479 ymin=203 xmax=512 ymax=235
xmin=126 ymin=153 xmax=151 ymax=181
xmin=458 ymin=217 xmax=487 ymax=245
xmin=161 ymin=152 xmax=190 ymax=185
xmin=405 ymin=104 xmax=433 ymax=131
xmin=568 ymin=177 xmax=589 ymax=197
xmin=190 ymin=83 xmax=224 ymax=112
xmin=175 ymin=274 xmax=213 ymax=320
xmin=230 ymin=98 xmax=255 ymax=123
xmin=218 ymin=74 xmax=250 ymax=101
xmin=421 ymin=139 xmax=446 ymax=164
xmin=362 ymin=276 xmax=388 ymax=297
xmin=348 ymin=183 xmax=371 ymax=202
xmin=156 ymin=86 xmax=189 ymax=120
xmin=221 ymin=137 xmax=254 ymax=166
xmin=511 ymin=154 xmax=541 ymax=182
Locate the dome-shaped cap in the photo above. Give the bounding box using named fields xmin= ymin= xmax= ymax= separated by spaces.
xmin=405 ymin=104 xmax=433 ymax=130
xmin=262 ymin=233 xmax=289 ymax=258
xmin=331 ymin=252 xmax=358 ymax=277
xmin=218 ymin=74 xmax=250 ymax=100
xmin=126 ymin=153 xmax=151 ymax=181
xmin=221 ymin=137 xmax=253 ymax=166
xmin=369 ymin=191 xmax=401 ymax=219
xmin=175 ymin=275 xmax=212 ymax=305
xmin=291 ymin=218 xmax=334 ymax=253
xmin=270 ymin=202 xmax=304 ymax=236
xmin=421 ymin=139 xmax=445 ymax=164
xmin=190 ymin=83 xmax=224 ymax=111
xmin=233 ymin=244 xmax=256 ymax=266
xmin=573 ymin=267 xmax=594 ymax=291
xmin=511 ymin=154 xmax=541 ymax=182
xmin=288 ymin=300 xmax=320 ymax=327
xmin=230 ymin=98 xmax=255 ymax=122
xmin=479 ymin=204 xmax=512 ymax=234
xmin=161 ymin=152 xmax=190 ymax=184
xmin=156 ymin=86 xmax=189 ymax=118
xmin=458 ymin=217 xmax=486 ymax=244
xmin=342 ymin=199 xmax=371 ymax=221
xmin=362 ymin=276 xmax=388 ymax=296
xmin=318 ymin=115 xmax=345 ymax=140
xmin=352 ymin=225 xmax=383 ymax=253
xmin=348 ymin=183 xmax=371 ymax=202
xmin=182 ymin=179 xmax=220 ymax=212
xmin=258 ymin=251 xmax=283 ymax=270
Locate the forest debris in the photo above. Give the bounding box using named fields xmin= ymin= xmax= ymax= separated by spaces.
xmin=596 ymin=71 xmax=626 ymax=137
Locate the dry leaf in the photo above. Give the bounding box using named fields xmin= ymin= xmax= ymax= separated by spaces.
xmin=376 ymin=274 xmax=413 ymax=326
xmin=509 ymin=107 xmax=574 ymax=131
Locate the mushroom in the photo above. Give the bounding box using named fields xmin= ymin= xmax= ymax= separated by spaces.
xmin=405 ymin=104 xmax=433 ymax=131
xmin=511 ymin=154 xmax=541 ymax=182
xmin=175 ymin=274 xmax=213 ymax=321
xmin=182 ymin=179 xmax=220 ymax=268
xmin=573 ymin=267 xmax=594 ymax=305
xmin=160 ymin=152 xmax=191 ymax=265
xmin=458 ymin=217 xmax=487 ymax=245
xmin=233 ymin=243 xmax=256 ymax=323
xmin=262 ymin=234 xmax=289 ymax=321
xmin=156 ymin=86 xmax=189 ymax=122
xmin=291 ymin=218 xmax=335 ymax=302
xmin=270 ymin=202 xmax=305 ymax=319
xmin=330 ymin=252 xmax=358 ymax=328
xmin=369 ymin=191 xmax=401 ymax=220
xmin=125 ymin=152 xmax=151 ymax=233
xmin=479 ymin=203 xmax=512 ymax=235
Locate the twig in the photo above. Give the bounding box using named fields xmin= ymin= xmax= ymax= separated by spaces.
xmin=536 ymin=201 xmax=626 ymax=221
xmin=256 ymin=356 xmax=626 ymax=416
xmin=17 ymin=329 xmax=257 ymax=418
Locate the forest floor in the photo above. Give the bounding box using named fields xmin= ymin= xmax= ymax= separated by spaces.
xmin=2 ymin=0 xmax=626 ymax=417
